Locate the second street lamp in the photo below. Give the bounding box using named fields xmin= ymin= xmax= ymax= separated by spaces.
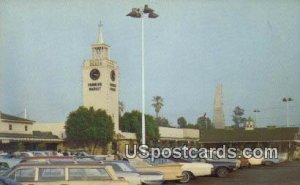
xmin=127 ymin=5 xmax=159 ymax=145
xmin=253 ymin=109 xmax=260 ymax=124
xmin=282 ymin=97 xmax=293 ymax=127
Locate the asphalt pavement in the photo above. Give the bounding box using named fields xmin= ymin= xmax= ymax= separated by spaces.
xmin=168 ymin=161 xmax=300 ymax=185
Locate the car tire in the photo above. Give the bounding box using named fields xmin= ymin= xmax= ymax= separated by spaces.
xmin=180 ymin=171 xmax=192 ymax=183
xmin=216 ymin=167 xmax=229 ymax=178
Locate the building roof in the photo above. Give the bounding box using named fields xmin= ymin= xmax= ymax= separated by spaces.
xmin=0 ymin=112 xmax=34 ymax=123
xmin=200 ymin=127 xmax=299 ymax=143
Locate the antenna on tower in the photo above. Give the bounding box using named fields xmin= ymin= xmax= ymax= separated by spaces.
xmin=97 ymin=20 xmax=104 ymax=44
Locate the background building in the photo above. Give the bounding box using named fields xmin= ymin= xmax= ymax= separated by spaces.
xmin=0 ymin=112 xmax=62 ymax=152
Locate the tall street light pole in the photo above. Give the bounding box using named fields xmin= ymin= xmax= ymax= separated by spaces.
xmin=127 ymin=5 xmax=159 ymax=145
xmin=282 ymin=97 xmax=293 ymax=127
xmin=253 ymin=109 xmax=260 ymax=124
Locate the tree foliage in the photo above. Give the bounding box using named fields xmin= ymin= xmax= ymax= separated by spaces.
xmin=119 ymin=101 xmax=125 ymax=117
xmin=177 ymin=116 xmax=187 ymax=128
xmin=196 ymin=114 xmax=214 ymax=129
xmin=185 ymin=123 xmax=196 ymax=129
xmin=65 ymin=106 xmax=114 ymax=154
xmin=152 ymin=96 xmax=164 ymax=118
xmin=155 ymin=117 xmax=171 ymax=127
xmin=232 ymin=106 xmax=247 ymax=128
xmin=120 ymin=110 xmax=160 ymax=146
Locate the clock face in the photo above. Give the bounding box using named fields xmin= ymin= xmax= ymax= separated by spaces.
xmin=90 ymin=69 xmax=100 ymax=80
xmin=110 ymin=70 xmax=116 ymax=81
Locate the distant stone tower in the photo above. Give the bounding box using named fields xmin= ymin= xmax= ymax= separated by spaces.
xmin=213 ymin=83 xmax=225 ymax=129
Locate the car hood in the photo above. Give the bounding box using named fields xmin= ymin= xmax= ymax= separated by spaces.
xmin=180 ymin=162 xmax=213 ymax=168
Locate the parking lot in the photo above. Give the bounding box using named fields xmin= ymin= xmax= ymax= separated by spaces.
xmin=169 ymin=161 xmax=300 ymax=185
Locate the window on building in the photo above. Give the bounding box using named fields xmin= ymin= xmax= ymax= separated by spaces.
xmin=25 ymin=125 xmax=28 ymax=131
xmin=9 ymin=124 xmax=12 ymax=130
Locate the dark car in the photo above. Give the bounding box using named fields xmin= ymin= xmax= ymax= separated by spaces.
xmin=0 ymin=177 xmax=20 ymax=185
xmin=199 ymin=158 xmax=238 ymax=178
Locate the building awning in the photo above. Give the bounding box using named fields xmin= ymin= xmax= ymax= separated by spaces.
xmin=0 ymin=132 xmax=63 ymax=144
xmin=0 ymin=137 xmax=63 ymax=143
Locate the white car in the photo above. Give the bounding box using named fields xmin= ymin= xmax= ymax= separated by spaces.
xmin=148 ymin=158 xmax=213 ymax=183
xmin=262 ymin=152 xmax=288 ymax=166
xmin=248 ymin=157 xmax=263 ymax=165
xmin=104 ymin=160 xmax=164 ymax=185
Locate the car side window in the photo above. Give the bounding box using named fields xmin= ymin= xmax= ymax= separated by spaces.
xmin=68 ymin=168 xmax=111 ymax=181
xmin=0 ymin=162 xmax=9 ymax=169
xmin=39 ymin=168 xmax=65 ymax=181
xmin=9 ymin=168 xmax=35 ymax=182
xmin=111 ymin=164 xmax=123 ymax=172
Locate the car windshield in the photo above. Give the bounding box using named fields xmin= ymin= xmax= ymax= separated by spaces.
xmin=2 ymin=165 xmax=16 ymax=177
xmin=109 ymin=162 xmax=135 ymax=172
xmin=129 ymin=160 xmax=152 ymax=167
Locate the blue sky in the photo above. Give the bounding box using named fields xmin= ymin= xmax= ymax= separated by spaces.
xmin=1 ymin=0 xmax=299 ymax=127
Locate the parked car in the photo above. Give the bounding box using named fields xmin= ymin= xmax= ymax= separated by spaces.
xmin=3 ymin=161 xmax=130 ymax=185
xmin=147 ymin=157 xmax=214 ymax=183
xmin=0 ymin=153 xmax=8 ymax=159
xmin=0 ymin=159 xmax=21 ymax=176
xmin=196 ymin=158 xmax=238 ymax=177
xmin=262 ymin=153 xmax=288 ymax=166
xmin=210 ymin=155 xmax=241 ymax=169
xmin=20 ymin=156 xmax=74 ymax=164
xmin=104 ymin=160 xmax=164 ymax=185
xmin=12 ymin=152 xmax=34 ymax=159
xmin=128 ymin=158 xmax=183 ymax=183
xmin=262 ymin=157 xmax=280 ymax=166
xmin=238 ymin=158 xmax=251 ymax=168
xmin=0 ymin=177 xmax=19 ymax=185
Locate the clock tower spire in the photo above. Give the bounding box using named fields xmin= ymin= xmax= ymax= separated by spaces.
xmin=91 ymin=21 xmax=110 ymax=60
xmin=82 ymin=22 xmax=120 ymax=133
xmin=97 ymin=21 xmax=104 ymax=44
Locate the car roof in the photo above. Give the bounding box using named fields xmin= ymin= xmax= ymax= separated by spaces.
xmin=23 ymin=156 xmax=73 ymax=160
xmin=15 ymin=161 xmax=106 ymax=167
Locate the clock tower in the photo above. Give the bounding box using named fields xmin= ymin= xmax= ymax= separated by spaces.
xmin=82 ymin=23 xmax=119 ymax=133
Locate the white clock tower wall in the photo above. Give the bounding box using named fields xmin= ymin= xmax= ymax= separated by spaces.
xmin=82 ymin=25 xmax=119 ymax=133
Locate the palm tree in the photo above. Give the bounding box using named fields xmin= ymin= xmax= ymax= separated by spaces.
xmin=152 ymin=96 xmax=164 ymax=118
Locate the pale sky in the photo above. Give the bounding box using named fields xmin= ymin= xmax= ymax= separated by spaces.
xmin=1 ymin=0 xmax=299 ymax=127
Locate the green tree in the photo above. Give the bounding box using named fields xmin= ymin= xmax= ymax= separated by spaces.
xmin=177 ymin=116 xmax=187 ymax=128
xmin=120 ymin=110 xmax=160 ymax=146
xmin=185 ymin=123 xmax=196 ymax=129
xmin=37 ymin=143 xmax=46 ymax=150
xmin=232 ymin=106 xmax=247 ymax=128
xmin=155 ymin=117 xmax=171 ymax=127
xmin=65 ymin=106 xmax=114 ymax=154
xmin=152 ymin=96 xmax=164 ymax=118
xmin=195 ymin=114 xmax=214 ymax=129
xmin=15 ymin=143 xmax=25 ymax=151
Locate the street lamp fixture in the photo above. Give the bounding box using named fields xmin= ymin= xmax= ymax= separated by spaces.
xmin=127 ymin=5 xmax=159 ymax=145
xmin=282 ymin=97 xmax=293 ymax=127
xmin=253 ymin=109 xmax=260 ymax=123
